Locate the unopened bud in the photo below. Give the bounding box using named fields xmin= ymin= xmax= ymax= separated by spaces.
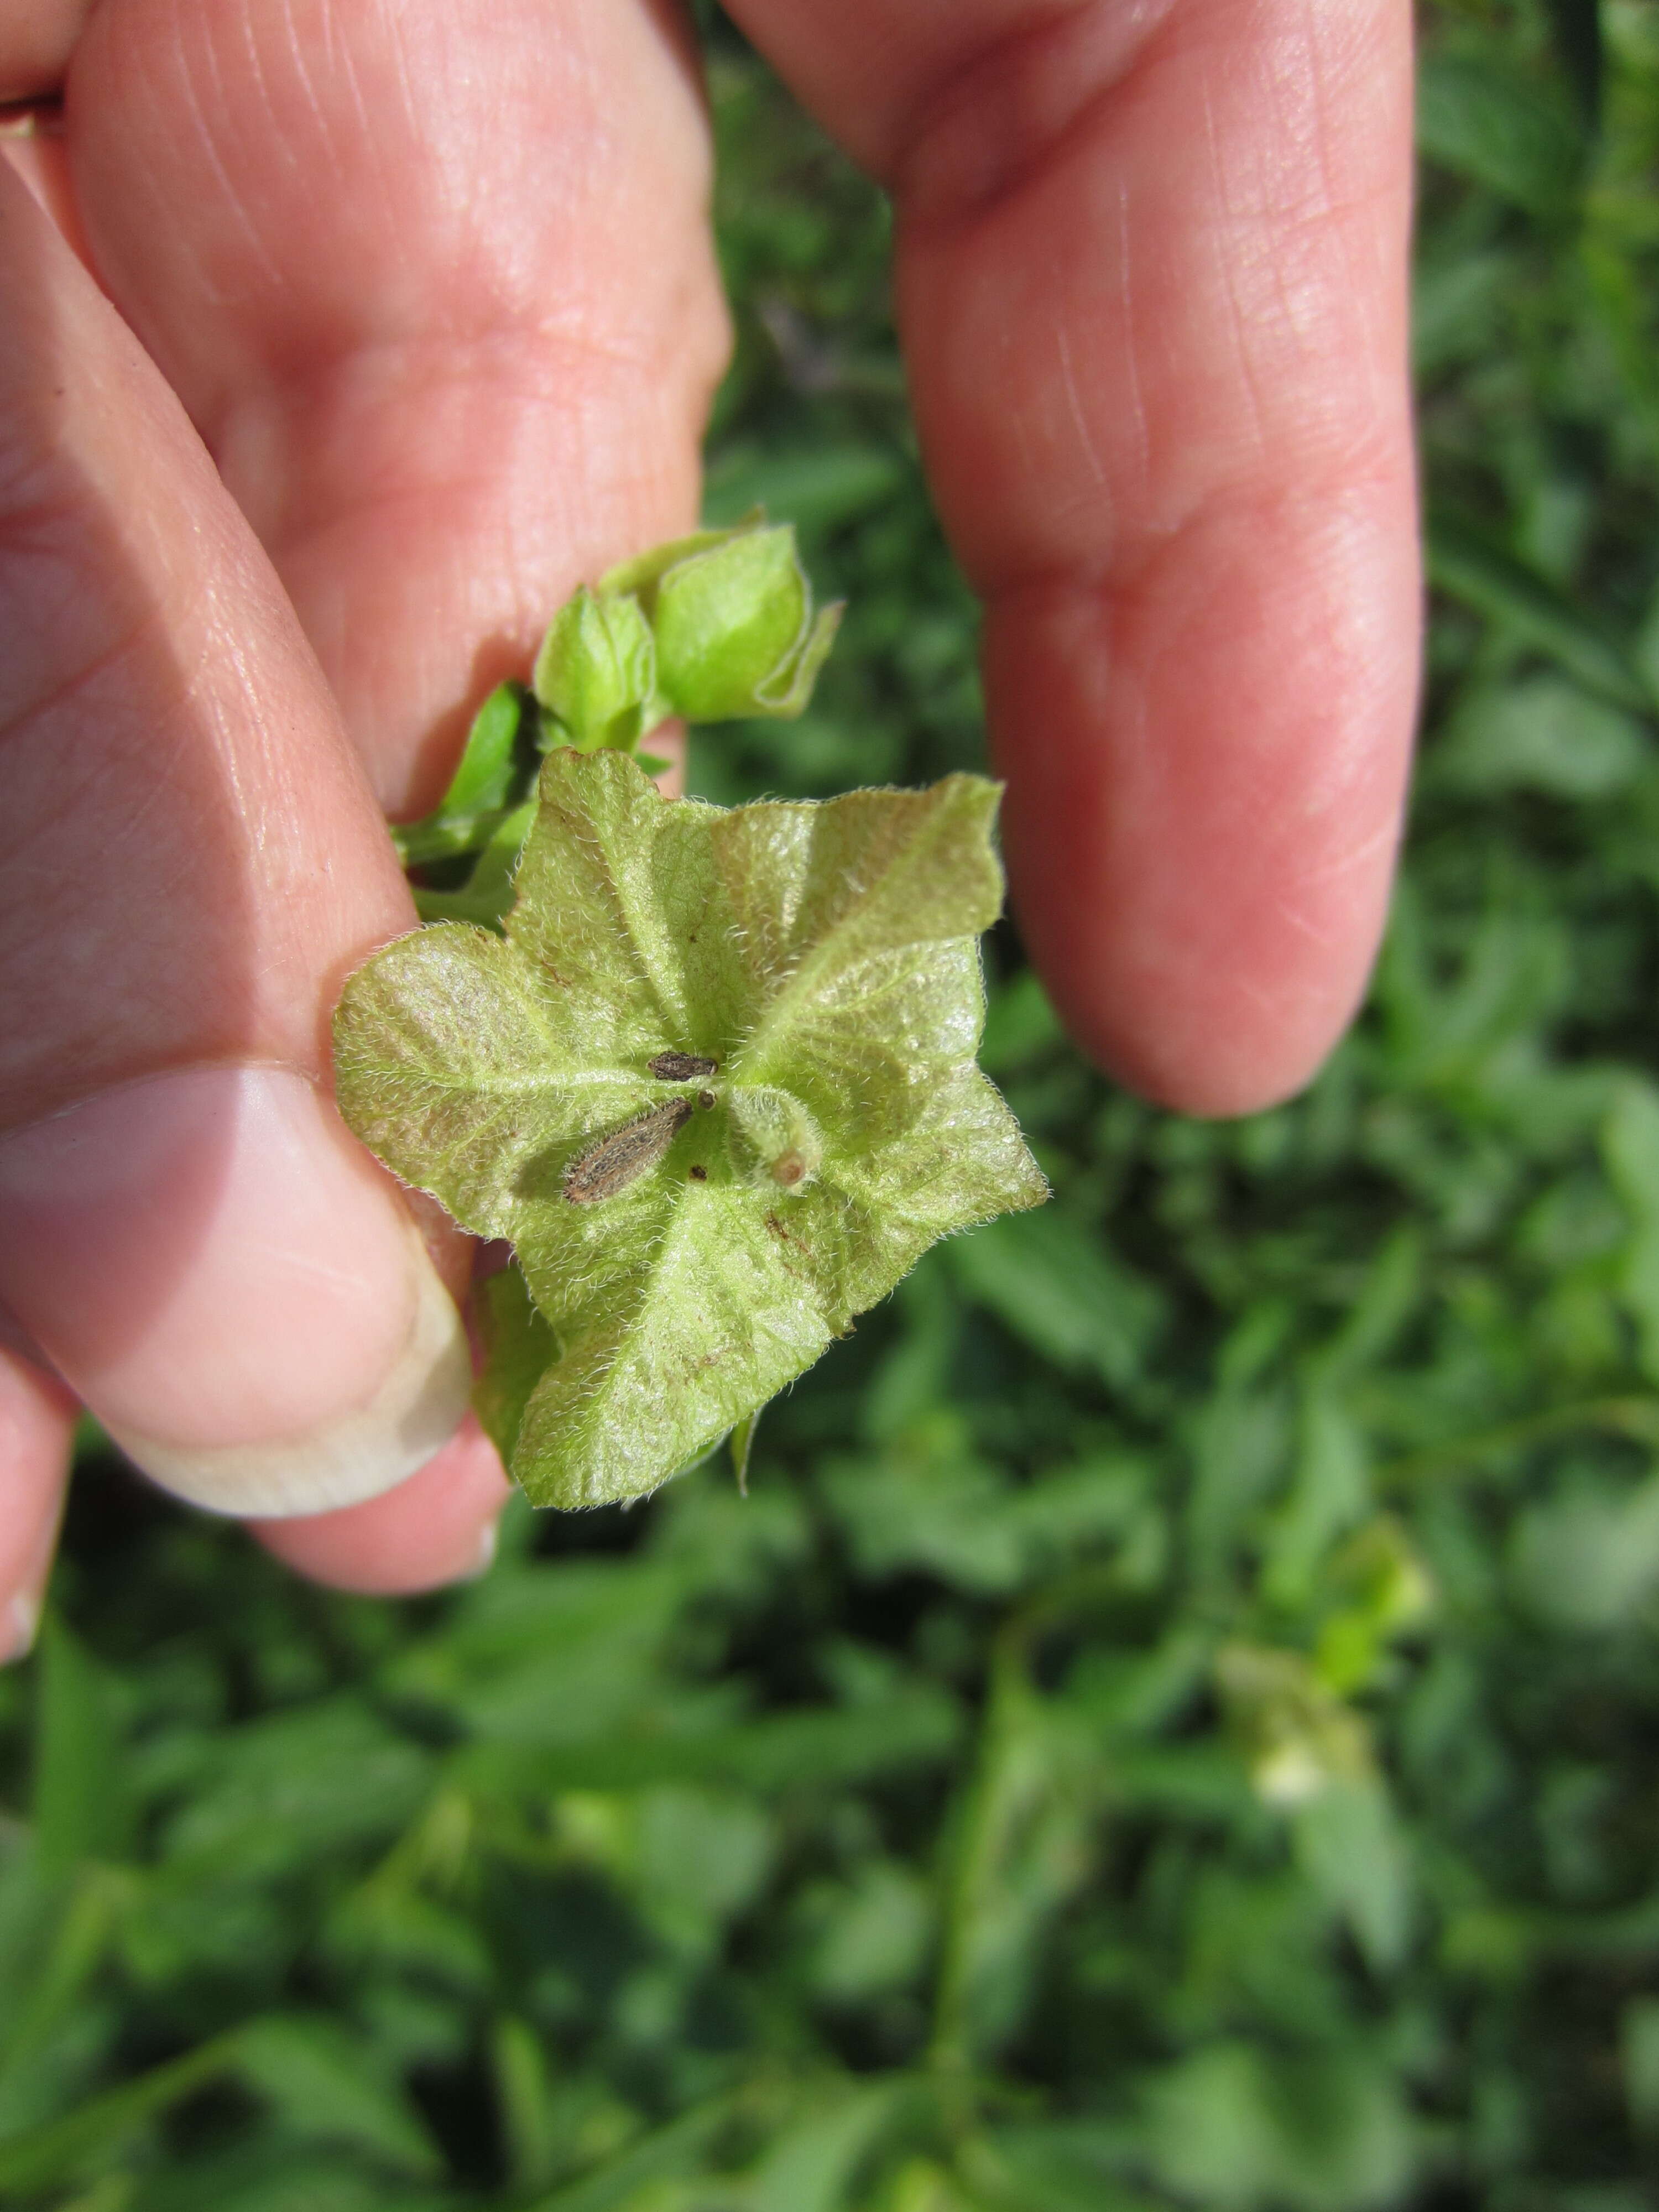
xmin=604 ymin=515 xmax=841 ymax=724
xmin=533 ymin=586 xmax=657 ymax=752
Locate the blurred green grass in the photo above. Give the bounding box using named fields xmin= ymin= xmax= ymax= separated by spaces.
xmin=8 ymin=2 xmax=1659 ymax=2204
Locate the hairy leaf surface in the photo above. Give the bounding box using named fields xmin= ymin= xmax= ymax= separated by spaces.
xmin=335 ymin=750 xmax=1046 ymax=1506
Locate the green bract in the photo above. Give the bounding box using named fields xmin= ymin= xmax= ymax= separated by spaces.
xmin=335 ymin=750 xmax=1046 ymax=1509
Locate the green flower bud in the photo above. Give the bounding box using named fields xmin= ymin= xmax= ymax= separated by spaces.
xmin=532 ymin=586 xmax=656 ymax=752
xmin=604 ymin=515 xmax=841 ymax=724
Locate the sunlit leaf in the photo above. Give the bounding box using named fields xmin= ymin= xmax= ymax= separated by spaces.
xmin=335 ymin=751 xmax=1045 ymax=1506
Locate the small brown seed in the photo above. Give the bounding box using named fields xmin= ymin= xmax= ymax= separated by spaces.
xmin=648 ymin=1051 xmax=718 ymax=1081
xmin=564 ymin=1098 xmax=693 ymax=1204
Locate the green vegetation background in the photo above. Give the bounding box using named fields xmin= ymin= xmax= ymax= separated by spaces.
xmin=5 ymin=2 xmax=1659 ymax=2203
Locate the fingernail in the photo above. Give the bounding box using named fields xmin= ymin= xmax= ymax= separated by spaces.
xmin=0 ymin=1066 xmax=472 ymax=1518
xmin=3 ymin=1590 xmax=40 ymax=1666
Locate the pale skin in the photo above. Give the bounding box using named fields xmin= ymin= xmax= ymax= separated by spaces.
xmin=0 ymin=0 xmax=1419 ymax=1641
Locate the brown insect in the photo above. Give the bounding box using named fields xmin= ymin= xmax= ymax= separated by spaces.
xmin=648 ymin=1051 xmax=718 ymax=1081
xmin=563 ymin=1098 xmax=693 ymax=1204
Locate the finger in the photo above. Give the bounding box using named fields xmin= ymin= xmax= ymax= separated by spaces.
xmin=726 ymin=0 xmax=1419 ymax=1113
xmin=0 ymin=1351 xmax=74 ymax=1667
xmin=252 ymin=1416 xmax=512 ymax=1595
xmin=0 ymin=112 xmax=87 ymax=262
xmin=61 ymin=0 xmax=729 ymax=816
xmin=0 ymin=163 xmax=489 ymax=1582
xmin=0 ymin=2 xmax=92 ymax=100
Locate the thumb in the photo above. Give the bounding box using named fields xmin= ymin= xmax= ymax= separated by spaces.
xmin=0 ymin=166 xmax=483 ymax=1556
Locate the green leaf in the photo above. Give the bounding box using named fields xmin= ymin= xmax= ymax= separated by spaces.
xmin=517 ymin=2095 xmax=737 ymax=2212
xmin=234 ymin=2016 xmax=442 ymax=2178
xmin=391 ymin=685 xmax=544 ymax=932
xmin=739 ymin=2083 xmax=902 ymax=2212
xmin=948 ymin=1209 xmax=1164 ymax=1392
xmin=439 ymin=680 xmax=526 ymax=817
xmin=392 ymin=685 xmax=537 ymax=865
xmin=1292 ymin=1778 xmax=1415 ymax=1974
xmin=492 ymin=2015 xmax=561 ymax=2189
xmin=0 ymin=2034 xmax=243 ymax=2193
xmin=1430 ymin=675 xmax=1648 ymax=800
xmin=1417 ymin=50 xmax=1584 ymax=212
xmin=409 ymin=799 xmax=536 ymax=931
xmin=33 ymin=1619 xmax=128 ymax=1873
xmin=1140 ymin=2043 xmax=1417 ymax=2212
xmin=335 ymin=750 xmax=1046 ymax=1507
xmin=1427 ymin=509 xmax=1648 ymax=711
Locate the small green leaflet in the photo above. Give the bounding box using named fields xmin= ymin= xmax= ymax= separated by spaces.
xmin=335 ymin=750 xmax=1047 ymax=1509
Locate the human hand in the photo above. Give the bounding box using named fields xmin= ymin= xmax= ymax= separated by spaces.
xmin=0 ymin=0 xmax=1417 ymax=1656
